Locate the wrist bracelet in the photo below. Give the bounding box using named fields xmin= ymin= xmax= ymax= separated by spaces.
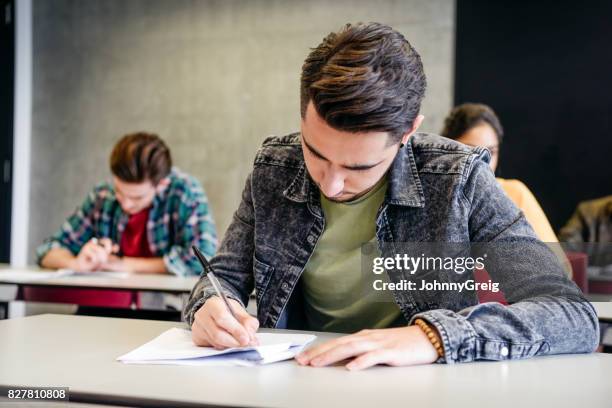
xmin=414 ymin=318 xmax=445 ymax=358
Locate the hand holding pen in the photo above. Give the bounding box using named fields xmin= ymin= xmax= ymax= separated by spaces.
xmin=190 ymin=246 xmax=260 ymax=349
xmin=70 ymin=237 xmax=120 ymax=272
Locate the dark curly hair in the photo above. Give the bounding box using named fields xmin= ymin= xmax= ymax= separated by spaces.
xmin=300 ymin=22 xmax=427 ymax=144
xmin=440 ymin=103 xmax=504 ymax=142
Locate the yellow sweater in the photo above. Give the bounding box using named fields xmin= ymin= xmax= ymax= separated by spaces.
xmin=497 ymin=178 xmax=571 ymax=277
xmin=496 ymin=178 xmax=558 ymax=242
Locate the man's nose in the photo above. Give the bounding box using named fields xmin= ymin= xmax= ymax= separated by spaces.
xmin=319 ymin=170 xmax=344 ymax=198
xmin=121 ymin=199 xmax=133 ymax=211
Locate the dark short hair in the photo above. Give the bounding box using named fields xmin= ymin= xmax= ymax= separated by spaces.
xmin=300 ymin=22 xmax=427 ymax=144
xmin=440 ymin=103 xmax=504 ymax=142
xmin=110 ymin=132 xmax=172 ymax=185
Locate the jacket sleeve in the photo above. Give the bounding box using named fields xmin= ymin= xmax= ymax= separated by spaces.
xmin=508 ymin=179 xmax=558 ymax=243
xmin=183 ymin=173 xmax=256 ymax=326
xmin=411 ymin=156 xmax=599 ymax=363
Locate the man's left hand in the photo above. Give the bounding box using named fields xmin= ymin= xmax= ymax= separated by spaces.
xmin=295 ymin=325 xmax=440 ymax=370
xmin=101 ymin=255 xmax=133 ymax=273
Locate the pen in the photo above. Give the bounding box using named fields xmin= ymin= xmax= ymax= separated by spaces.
xmin=92 ymin=237 xmax=123 ymax=257
xmin=192 ymin=245 xmax=238 ymax=319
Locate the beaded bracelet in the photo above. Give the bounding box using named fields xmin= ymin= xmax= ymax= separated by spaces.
xmin=414 ymin=318 xmax=445 ymax=358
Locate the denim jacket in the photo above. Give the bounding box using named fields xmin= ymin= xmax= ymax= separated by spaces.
xmin=184 ymin=132 xmax=599 ymax=363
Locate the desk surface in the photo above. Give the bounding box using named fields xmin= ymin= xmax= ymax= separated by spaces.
xmin=0 ymin=265 xmax=198 ymax=293
xmin=0 ymin=314 xmax=611 ymax=408
xmin=592 ymin=301 xmax=612 ymax=322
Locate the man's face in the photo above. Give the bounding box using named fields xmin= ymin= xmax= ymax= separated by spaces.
xmin=300 ymin=102 xmax=407 ymax=202
xmin=113 ymin=177 xmax=156 ymax=215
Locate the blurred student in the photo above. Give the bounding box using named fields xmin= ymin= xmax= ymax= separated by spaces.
xmin=560 ymin=195 xmax=612 ymax=353
xmin=441 ymin=103 xmax=559 ymax=243
xmin=560 ymin=195 xmax=612 ymax=275
xmin=560 ymin=195 xmax=612 ymax=244
xmin=38 ymin=132 xmax=217 ymax=276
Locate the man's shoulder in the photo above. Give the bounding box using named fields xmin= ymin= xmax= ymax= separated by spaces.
xmin=164 ymin=167 xmax=207 ymax=202
xmin=409 ymin=132 xmax=490 ymax=177
xmin=71 ymin=181 xmax=116 ymax=214
xmin=261 ymin=133 xmax=301 ymax=147
xmin=90 ymin=180 xmax=115 ymax=201
xmin=254 ymin=132 xmax=304 ymax=169
xmin=577 ymin=195 xmax=612 ymax=217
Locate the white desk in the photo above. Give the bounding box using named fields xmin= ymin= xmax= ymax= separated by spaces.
xmin=0 ymin=265 xmax=198 ymax=294
xmin=0 ymin=314 xmax=611 ymax=408
xmin=0 ymin=265 xmax=199 ymax=320
xmin=592 ymin=302 xmax=612 ymax=322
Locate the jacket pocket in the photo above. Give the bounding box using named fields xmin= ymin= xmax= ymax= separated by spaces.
xmin=253 ymin=256 xmax=274 ymax=304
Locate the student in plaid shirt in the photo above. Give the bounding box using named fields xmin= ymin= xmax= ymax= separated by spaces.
xmin=37 ymin=132 xmax=217 ymax=277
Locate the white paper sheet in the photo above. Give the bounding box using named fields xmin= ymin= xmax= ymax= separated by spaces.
xmin=0 ymin=269 xmax=129 ymax=282
xmin=57 ymin=269 xmax=129 ymax=278
xmin=0 ymin=270 xmax=71 ymax=281
xmin=117 ymin=328 xmax=316 ymax=366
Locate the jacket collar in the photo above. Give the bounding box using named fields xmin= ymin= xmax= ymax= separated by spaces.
xmin=283 ymin=137 xmax=425 ymax=209
xmin=386 ymin=139 xmax=425 ymax=207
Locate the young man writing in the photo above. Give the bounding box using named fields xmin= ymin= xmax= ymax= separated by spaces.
xmin=38 ymin=132 xmax=217 ymax=276
xmin=184 ymin=23 xmax=598 ymax=369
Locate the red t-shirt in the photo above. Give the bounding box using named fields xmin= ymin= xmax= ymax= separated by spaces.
xmin=120 ymin=207 xmax=153 ymax=258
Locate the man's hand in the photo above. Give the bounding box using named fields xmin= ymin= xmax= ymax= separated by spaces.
xmin=69 ymin=238 xmax=116 ymax=272
xmin=191 ymin=296 xmax=260 ymax=349
xmin=101 ymin=256 xmax=168 ymax=274
xmin=295 ymin=325 xmax=439 ymax=370
xmin=100 ymin=255 xmax=131 ymax=272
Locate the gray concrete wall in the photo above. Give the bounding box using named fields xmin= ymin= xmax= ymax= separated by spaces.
xmin=29 ymin=0 xmax=454 ymax=262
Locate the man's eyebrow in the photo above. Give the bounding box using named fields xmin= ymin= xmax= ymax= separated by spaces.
xmin=302 ymin=134 xmax=385 ymax=171
xmin=116 ymin=189 xmax=147 ymax=199
xmin=303 ymin=136 xmax=329 ymax=162
xmin=343 ymin=160 xmax=384 ymax=171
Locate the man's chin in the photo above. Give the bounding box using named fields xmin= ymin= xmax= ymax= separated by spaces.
xmin=324 ymin=192 xmax=359 ymax=203
xmin=327 ymin=197 xmax=349 ymax=203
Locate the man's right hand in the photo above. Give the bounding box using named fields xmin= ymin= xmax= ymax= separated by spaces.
xmin=69 ymin=238 xmax=114 ymax=272
xmin=191 ymin=296 xmax=259 ymax=349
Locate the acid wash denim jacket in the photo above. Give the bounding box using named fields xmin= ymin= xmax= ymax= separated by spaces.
xmin=184 ymin=132 xmax=599 ymax=364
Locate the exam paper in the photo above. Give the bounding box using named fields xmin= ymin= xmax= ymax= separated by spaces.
xmin=57 ymin=269 xmax=130 ymax=278
xmin=117 ymin=328 xmax=316 ymax=366
xmin=0 ymin=270 xmax=72 ymax=281
xmin=0 ymin=269 xmax=129 ymax=282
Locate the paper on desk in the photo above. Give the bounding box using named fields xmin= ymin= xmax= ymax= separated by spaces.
xmin=0 ymin=269 xmax=129 ymax=283
xmin=57 ymin=269 xmax=130 ymax=278
xmin=0 ymin=270 xmax=71 ymax=281
xmin=117 ymin=328 xmax=316 ymax=366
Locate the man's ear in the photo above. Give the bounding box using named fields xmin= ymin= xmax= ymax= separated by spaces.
xmin=400 ymin=114 xmax=425 ymax=146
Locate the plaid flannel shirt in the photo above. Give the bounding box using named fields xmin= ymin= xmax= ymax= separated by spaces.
xmin=36 ymin=167 xmax=217 ymax=276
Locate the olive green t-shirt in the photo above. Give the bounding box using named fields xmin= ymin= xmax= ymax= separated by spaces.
xmin=302 ymin=176 xmax=403 ymax=333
